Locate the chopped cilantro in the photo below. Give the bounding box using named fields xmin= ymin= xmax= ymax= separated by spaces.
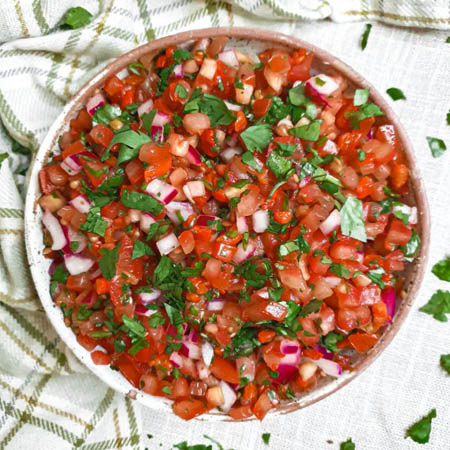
xmin=131 ymin=240 xmax=154 ymax=259
xmin=262 ymin=433 xmax=271 ymax=445
xmin=98 ymin=244 xmax=121 ymax=280
xmin=405 ymin=409 xmax=436 ymax=444
xmin=340 ymin=197 xmax=367 ymax=242
xmin=288 ymin=120 xmax=321 ymax=141
xmin=120 ymin=189 xmax=164 ymax=216
xmin=80 ymin=207 xmax=108 ymax=237
xmin=60 ymin=6 xmax=92 ymax=29
xmin=240 ymin=124 xmax=273 ymax=152
xmin=427 ymin=136 xmax=447 ymax=158
xmin=419 ymin=290 xmax=450 ymax=322
xmin=361 ymin=23 xmax=372 ymax=50
xmin=386 ymin=87 xmax=406 ymax=101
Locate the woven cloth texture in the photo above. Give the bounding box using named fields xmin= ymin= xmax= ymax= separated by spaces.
xmin=0 ymin=1 xmax=449 ymax=449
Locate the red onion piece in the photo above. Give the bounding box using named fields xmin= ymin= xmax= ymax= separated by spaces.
xmin=69 ymin=194 xmax=92 ymax=214
xmin=152 ymin=111 xmax=171 ymax=127
xmin=186 ymin=145 xmax=202 ymax=165
xmin=319 ymin=209 xmax=341 ymax=235
xmin=145 ymin=179 xmax=178 ymax=205
xmin=156 ymin=233 xmax=180 ymax=255
xmin=140 ymin=212 xmax=155 ymax=233
xmin=60 ymin=154 xmax=82 ymax=175
xmin=196 ymin=215 xmax=217 ymax=227
xmin=252 ymin=210 xmax=269 ymax=233
xmin=165 ymin=201 xmax=194 ymax=225
xmin=64 ymin=254 xmax=94 ymax=275
xmin=313 ymin=344 xmax=334 ymax=360
xmin=299 ymin=175 xmax=311 ymax=188
xmin=62 ymin=226 xmax=87 ymax=254
xmin=150 ymin=125 xmax=164 ymax=143
xmin=42 ymin=209 xmax=67 ymax=250
xmin=137 ymin=289 xmax=161 ymax=304
xmin=305 ymin=357 xmax=342 ymax=377
xmin=382 ymin=287 xmax=396 ymax=320
xmin=173 ymin=64 xmax=184 ymax=78
xmin=86 ymin=93 xmax=106 ymax=116
xmin=272 ymin=364 xmax=299 ymax=384
xmin=135 ymin=304 xmax=156 ymax=317
xmin=305 ymin=82 xmax=331 ymax=107
xmin=137 ymin=99 xmax=153 ymax=117
xmin=169 ymin=351 xmax=183 ymax=368
xmin=232 ymin=241 xmax=256 ymax=264
xmin=180 ymin=341 xmax=201 ymax=359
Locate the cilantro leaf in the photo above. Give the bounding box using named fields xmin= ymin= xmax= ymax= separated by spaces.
xmin=330 ymin=263 xmax=350 ymax=278
xmin=131 ymin=240 xmax=154 ymax=259
xmin=276 ymin=142 xmax=297 ymax=156
xmin=240 ymin=124 xmax=273 ymax=152
xmin=427 ymin=136 xmax=447 ymax=158
xmin=340 ymin=197 xmax=367 ymax=242
xmin=117 ymin=145 xmax=139 ymax=165
xmin=431 ymin=257 xmax=450 ymax=282
xmin=263 ymin=96 xmax=290 ymax=124
xmin=80 ymin=207 xmax=108 ymax=237
xmin=199 ymin=94 xmax=235 ymax=127
xmin=266 ymin=150 xmax=292 ymax=179
xmin=345 ymin=103 xmax=384 ymax=129
xmin=440 ymin=354 xmax=450 ymax=374
xmin=353 ymin=89 xmax=369 ymax=106
xmin=386 ymin=87 xmax=406 ymax=101
xmin=241 ymin=151 xmax=262 ymax=172
xmin=0 ymin=153 xmax=8 ymax=166
xmin=120 ymin=189 xmax=164 ymax=216
xmin=172 ymin=49 xmax=193 ymax=64
xmin=361 ymin=23 xmax=372 ymax=50
xmin=60 ymin=7 xmax=92 ymax=29
xmin=405 ymin=409 xmax=436 ymax=444
xmin=101 ymin=129 xmax=151 ymax=162
xmin=324 ymin=331 xmax=344 ymax=352
xmin=92 ymin=104 xmax=121 ymax=126
xmin=98 ymin=244 xmax=121 ymax=280
xmin=122 ymin=315 xmax=146 ymax=337
xmin=400 ymin=229 xmax=421 ymax=258
xmin=447 ymin=109 xmax=450 ymax=125
xmin=98 ymin=174 xmax=124 ymax=194
xmin=182 ymin=88 xmax=203 ymax=114
xmin=419 ymin=290 xmax=450 ymax=322
xmin=300 ymin=299 xmax=322 ymax=317
xmin=340 ymin=438 xmax=355 ymax=450
xmin=288 ymin=120 xmax=321 ymax=141
xmin=261 ymin=433 xmax=271 ymax=445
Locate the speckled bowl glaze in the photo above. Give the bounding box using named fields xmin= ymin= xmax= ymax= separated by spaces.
xmin=25 ymin=27 xmax=430 ymax=421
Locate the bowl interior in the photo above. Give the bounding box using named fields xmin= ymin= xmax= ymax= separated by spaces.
xmin=24 ymin=27 xmax=430 ymax=420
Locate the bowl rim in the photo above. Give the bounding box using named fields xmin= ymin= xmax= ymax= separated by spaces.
xmin=24 ymin=26 xmax=430 ymax=421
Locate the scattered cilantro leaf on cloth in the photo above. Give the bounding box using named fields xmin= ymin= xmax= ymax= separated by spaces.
xmin=431 ymin=257 xmax=450 ymax=281
xmin=60 ymin=7 xmax=93 ymax=29
xmin=386 ymin=87 xmax=406 ymax=101
xmin=419 ymin=290 xmax=450 ymax=322
xmin=360 ymin=23 xmax=372 ymax=50
xmin=446 ymin=37 xmax=450 ymax=43
xmin=340 ymin=197 xmax=367 ymax=242
xmin=405 ymin=409 xmax=436 ymax=444
xmin=0 ymin=153 xmax=8 ymax=166
xmin=98 ymin=245 xmax=121 ymax=280
xmin=447 ymin=109 xmax=450 ymax=125
xmin=427 ymin=136 xmax=447 ymax=158
xmin=240 ymin=124 xmax=273 ymax=152
xmin=340 ymin=438 xmax=356 ymax=450
xmin=261 ymin=433 xmax=271 ymax=445
xmin=440 ymin=354 xmax=450 ymax=374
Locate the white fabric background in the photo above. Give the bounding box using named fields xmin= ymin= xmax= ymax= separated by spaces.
xmin=141 ymin=21 xmax=450 ymax=450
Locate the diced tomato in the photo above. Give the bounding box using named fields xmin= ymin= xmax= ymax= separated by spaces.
xmin=173 ymin=399 xmax=209 ymax=420
xmin=386 ymin=219 xmax=412 ymax=246
xmin=210 ymin=357 xmax=239 ymax=384
xmin=348 ymin=332 xmax=378 ymax=353
xmin=91 ymin=350 xmax=111 ymax=365
xmin=88 ymin=124 xmax=114 ymax=148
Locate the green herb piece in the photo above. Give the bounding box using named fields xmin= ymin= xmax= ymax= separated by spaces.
xmin=440 ymin=354 xmax=450 ymax=374
xmin=121 ymin=189 xmax=163 ymax=216
xmin=131 ymin=240 xmax=154 ymax=260
xmin=340 ymin=197 xmax=367 ymax=242
xmin=114 ymin=339 xmax=126 ymax=353
xmin=324 ymin=331 xmax=344 ymax=352
xmin=367 ymin=266 xmax=386 ymax=288
xmin=231 ymin=179 xmax=251 ymax=189
xmin=330 ymin=263 xmax=350 ymax=278
xmin=240 ymin=124 xmax=273 ymax=152
xmin=288 ymin=121 xmax=321 ymax=141
xmin=266 ymin=151 xmax=292 ymax=179
xmin=353 ymin=89 xmax=369 ymax=106
xmin=447 ymin=109 xmax=450 ymax=125
xmin=405 ymin=409 xmax=436 ymax=444
xmin=262 ymin=433 xmax=271 ymax=445
xmin=80 ymin=207 xmax=108 ymax=237
xmin=276 ymin=142 xmax=297 ymax=156
xmin=241 ymin=151 xmax=262 ymax=172
xmin=361 ymin=23 xmax=372 ymax=50
xmin=0 ymin=153 xmax=8 ymax=167
xmin=263 ymin=96 xmax=290 ymax=124
xmin=52 ymin=264 xmax=69 ymax=284
xmin=185 ymin=93 xmax=235 ymax=127
xmin=70 ymin=241 xmax=79 ymax=252
xmin=346 ymin=103 xmax=384 ymax=129
xmin=357 ymin=149 xmax=366 ymax=161
xmin=175 ymin=83 xmax=188 ymax=99
xmin=300 ymin=299 xmax=322 ymax=318
xmin=98 ymin=244 xmax=121 ymax=280
xmin=386 ymin=87 xmax=406 ymax=101
xmin=117 ymin=145 xmax=139 ymax=165
xmin=101 ymin=129 xmax=151 ymax=162
xmin=92 ymin=104 xmax=121 ymax=126
xmin=427 ymin=136 xmax=447 ymax=158
xmin=288 ymin=84 xmax=305 ymax=106
xmin=76 ymin=305 xmax=92 ymax=321
xmin=127 ymin=62 xmax=145 ymax=75
xmin=400 ymin=229 xmax=421 ymax=258
xmin=172 ymin=48 xmax=193 ymax=64
xmin=340 ymin=438 xmax=355 ymax=450
xmin=431 ymin=257 xmax=450 ymax=281
xmin=148 ymin=313 xmax=165 ymax=328
xmin=141 ymin=110 xmax=157 ymax=136
xmin=60 ymin=6 xmax=92 ymax=29
xmin=419 ymin=290 xmax=450 ymax=322
xmin=447 ymin=37 xmax=450 ymax=43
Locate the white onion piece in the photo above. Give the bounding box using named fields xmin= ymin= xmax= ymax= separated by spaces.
xmin=140 ymin=212 xmax=155 ymax=233
xmin=135 ymin=304 xmax=155 ymax=317
xmin=219 ymin=381 xmax=237 ymax=413
xmin=218 ymin=49 xmax=239 ymax=69
xmin=186 ymin=181 xmax=205 ymax=198
xmin=319 ymin=209 xmax=341 ymax=235
xmin=137 ymin=99 xmax=153 ymax=117
xmin=145 ymin=179 xmax=178 ymax=205
xmin=181 ymin=341 xmax=201 ymax=359
xmin=165 ymin=201 xmax=194 ymax=225
xmin=60 ymin=154 xmax=82 ymax=175
xmin=69 ymin=195 xmax=92 ymax=214
xmin=192 ymin=38 xmax=209 ymax=52
xmin=252 ymin=210 xmax=269 ymax=233
xmin=173 ymin=64 xmax=184 ymax=78
xmin=236 ymin=216 xmax=248 ymax=233
xmin=152 ymin=111 xmax=171 ymax=127
xmin=137 ymin=289 xmax=161 ymax=304
xmin=323 ymin=276 xmax=341 ymax=288
xmin=156 ymin=233 xmax=180 ymax=255
xmin=128 ymin=209 xmax=141 ymax=223
xmin=207 ymin=300 xmax=225 ymax=311
xmin=186 ymin=145 xmax=202 ymax=165
xmin=169 ymin=351 xmax=183 ymax=368
xmin=199 ymin=58 xmax=217 ymax=80
xmin=232 ymin=240 xmax=256 ymax=264
xmin=86 ymin=92 xmax=105 ymax=115
xmin=64 ymin=254 xmax=94 ymax=275
xmin=201 ymin=341 xmax=214 ymax=367
xmin=115 ymin=68 xmax=129 ymax=80
xmin=393 ymin=204 xmax=417 ymax=224
xmin=220 ymin=147 xmax=242 ymax=162
xmin=182 ymin=184 xmax=194 ymax=203
xmin=235 ymin=83 xmax=254 ymax=105
xmin=322 ymin=139 xmax=338 ymax=154
xmin=224 ymin=100 xmax=242 ymax=112
xmin=42 ymin=209 xmax=67 ymax=250
xmin=68 ymin=227 xmax=87 ymax=254
xmin=304 ymin=357 xmax=342 ymax=377
xmin=306 ymin=74 xmax=339 ymax=95
xmin=196 ymin=360 xmax=210 ymax=379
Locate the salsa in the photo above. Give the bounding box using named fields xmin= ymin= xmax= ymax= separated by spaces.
xmin=39 ymin=36 xmax=420 ymax=421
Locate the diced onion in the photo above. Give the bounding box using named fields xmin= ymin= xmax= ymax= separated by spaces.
xmin=135 ymin=304 xmax=156 ymax=317
xmin=236 ymin=216 xmax=248 ymax=233
xmin=224 ymin=101 xmax=242 ymax=112
xmin=304 ymin=357 xmax=342 ymax=377
xmin=140 ymin=212 xmax=155 ymax=233
xmin=252 ymin=210 xmax=269 ymax=233
xmin=137 ymin=99 xmax=153 ymax=117
xmin=169 ymin=351 xmax=183 ymax=368
xmin=42 ymin=209 xmax=67 ymax=250
xmin=152 ymin=111 xmax=171 ymax=127
xmin=128 ymin=209 xmax=141 ymax=223
xmin=165 ymin=202 xmax=194 ymax=225
xmin=207 ymin=299 xmax=225 ymax=311
xmin=393 ymin=204 xmax=417 ymax=225
xmin=218 ymin=381 xmax=237 ymax=413
xmin=186 ymin=181 xmax=205 ymax=198
xmin=181 ymin=341 xmax=201 ymax=360
xmin=186 ymin=145 xmax=202 ymax=165
xmin=86 ymin=93 xmax=105 ymax=116
xmin=60 ymin=154 xmax=82 ymax=176
xmin=64 ymin=254 xmax=94 ymax=275
xmin=156 ymin=233 xmax=180 ymax=255
xmin=196 ymin=215 xmax=217 ymax=227
xmin=201 ymin=341 xmax=214 ymax=367
xmin=232 ymin=240 xmax=256 ymax=264
xmin=322 ymin=139 xmax=338 ymax=154
xmin=137 ymin=289 xmax=161 ymax=304
xmin=306 ymin=74 xmax=339 ymax=95
xmin=235 ymin=83 xmax=254 ymax=105
xmin=220 ymin=147 xmax=242 ymax=162
xmin=382 ymin=287 xmax=396 ymax=319
xmin=69 ymin=194 xmax=92 ymax=214
xmin=199 ymin=58 xmax=217 ymax=80
xmin=145 ymin=179 xmax=178 ymax=205
xmin=319 ymin=209 xmax=341 ymax=235
xmin=218 ymin=49 xmax=239 ymax=69
xmin=173 ymin=64 xmax=184 ymax=78
xmin=115 ymin=68 xmax=129 ymax=80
